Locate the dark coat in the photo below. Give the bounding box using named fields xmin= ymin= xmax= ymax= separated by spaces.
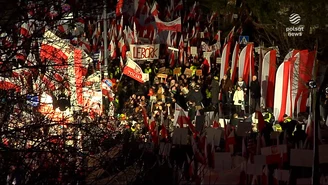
xmin=211 ymin=79 xmax=220 ymax=104
xmin=250 ymin=80 xmax=261 ymax=98
xmin=220 ymin=78 xmax=233 ymax=93
xmin=187 ymin=89 xmax=203 ymax=106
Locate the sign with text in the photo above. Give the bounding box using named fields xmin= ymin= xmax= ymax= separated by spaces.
xmin=130 ymin=44 xmax=160 ymax=60
xmin=173 ymin=68 xmax=181 ymax=75
xmin=184 ymin=68 xmax=192 ymax=76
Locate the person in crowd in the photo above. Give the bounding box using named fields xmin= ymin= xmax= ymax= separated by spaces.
xmin=250 ymin=75 xmax=261 ymax=112
xmin=236 ymin=77 xmax=247 ymax=92
xmin=262 ymin=108 xmax=275 ymax=125
xmin=210 ymin=76 xmax=220 ymax=109
xmin=230 ymin=113 xmax=239 ymax=128
xmin=233 ymin=86 xmax=244 ymax=117
xmin=220 ymin=74 xmax=233 ymax=106
xmin=293 ymin=124 xmax=306 ymax=147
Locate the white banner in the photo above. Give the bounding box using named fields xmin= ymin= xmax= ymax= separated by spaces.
xmin=130 ymin=44 xmax=160 ymax=60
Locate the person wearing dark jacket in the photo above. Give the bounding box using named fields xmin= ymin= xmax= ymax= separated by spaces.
xmin=211 ymin=76 xmax=220 ymax=109
xmin=220 ymin=74 xmax=233 ymax=105
xmin=293 ymin=124 xmax=306 ymax=147
xmin=250 ymin=75 xmax=261 ymax=112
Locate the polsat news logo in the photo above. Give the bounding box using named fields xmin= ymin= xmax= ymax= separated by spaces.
xmin=286 ymin=13 xmax=304 ymax=37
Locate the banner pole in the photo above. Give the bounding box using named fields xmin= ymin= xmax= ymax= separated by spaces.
xmin=103 ymin=0 xmax=108 ymax=78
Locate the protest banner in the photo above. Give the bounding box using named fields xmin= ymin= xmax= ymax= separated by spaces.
xmin=184 ymin=68 xmax=192 ymax=76
xmin=130 ymin=44 xmax=160 ymax=60
xmin=173 ymin=68 xmax=181 ymax=75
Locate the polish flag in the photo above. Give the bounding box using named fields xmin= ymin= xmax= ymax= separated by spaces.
xmin=219 ymin=42 xmax=231 ymax=82
xmin=151 ymin=1 xmax=159 ymax=16
xmin=295 ymin=50 xmax=315 ymax=114
xmin=109 ymin=39 xmax=117 ymax=59
xmin=290 ymin=52 xmax=301 ymax=117
xmin=118 ymin=37 xmax=127 ymax=59
xmin=261 ymin=49 xmax=277 ymax=108
xmin=116 ymin=0 xmax=124 ymax=17
xmin=231 ymin=41 xmax=240 ymax=82
xmin=225 ymin=26 xmax=235 ymax=44
xmin=238 ymin=43 xmax=254 ymax=85
xmin=299 ymin=51 xmax=315 ymax=112
xmin=154 ymin=16 xmax=181 ymax=32
xmin=273 ymin=57 xmax=296 ymax=122
xmin=123 ymin=58 xmax=149 ymax=83
xmin=214 ymin=30 xmax=221 ymax=42
xmin=178 ymin=36 xmax=184 ymax=64
xmin=177 ymin=109 xmax=189 ymax=128
xmin=20 ymin=22 xmax=33 ymax=38
xmin=117 ymin=15 xmax=124 ymax=39
xmin=169 ymin=51 xmax=175 ymax=68
xmin=202 ymin=57 xmax=211 ymax=74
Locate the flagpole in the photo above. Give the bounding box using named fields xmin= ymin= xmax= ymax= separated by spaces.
xmin=103 ymin=0 xmax=108 ymax=78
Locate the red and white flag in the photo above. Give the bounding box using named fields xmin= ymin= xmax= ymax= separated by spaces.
xmin=154 ymin=16 xmax=181 ymax=32
xmin=261 ymin=49 xmax=277 ymax=108
xmin=150 ymin=1 xmax=159 ymax=16
xmin=273 ymin=57 xmax=296 ymax=122
xmin=123 ymin=58 xmax=149 ymax=83
xmin=219 ymin=42 xmax=231 ymax=81
xmin=116 ymin=0 xmax=124 ymax=17
xmin=238 ymin=43 xmax=254 ymax=85
xmin=231 ymin=41 xmax=240 ymax=82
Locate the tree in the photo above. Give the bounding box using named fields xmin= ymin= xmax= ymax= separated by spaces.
xmin=201 ymin=0 xmax=328 ymax=61
xmin=0 ymin=1 xmax=151 ymax=185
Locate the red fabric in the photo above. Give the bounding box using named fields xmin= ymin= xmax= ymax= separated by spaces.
xmin=40 ymin=44 xmax=69 ymax=68
xmin=300 ymin=51 xmax=315 ymax=112
xmin=231 ymin=42 xmax=240 ymax=83
xmin=115 ymin=0 xmax=124 ymax=17
xmin=242 ymin=44 xmax=253 ymax=85
xmin=266 ymin=50 xmax=277 ymax=108
xmin=278 ymin=60 xmax=292 ymax=121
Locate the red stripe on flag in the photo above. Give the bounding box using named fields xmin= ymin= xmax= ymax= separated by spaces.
xmin=267 ymin=50 xmax=276 ymax=108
